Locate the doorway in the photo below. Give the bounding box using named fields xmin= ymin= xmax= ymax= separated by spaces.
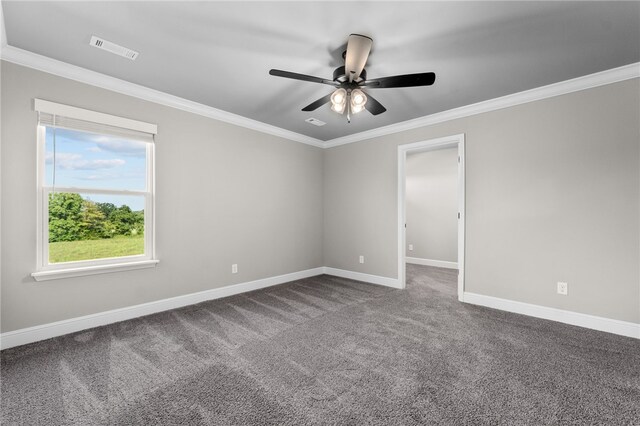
xmin=397 ymin=134 xmax=465 ymax=301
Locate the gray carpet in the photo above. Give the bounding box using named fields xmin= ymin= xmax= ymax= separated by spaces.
xmin=1 ymin=264 xmax=639 ymax=425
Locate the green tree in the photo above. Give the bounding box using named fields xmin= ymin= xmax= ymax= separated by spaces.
xmin=132 ymin=210 xmax=145 ymax=236
xmin=96 ymin=202 xmax=117 ymax=220
xmin=48 ymin=192 xmax=84 ymax=242
xmin=49 ymin=193 xmax=143 ymax=241
xmin=101 ymin=219 xmax=117 ymax=238
xmin=110 ymin=205 xmax=136 ymax=235
xmin=80 ymin=199 xmax=106 ymax=240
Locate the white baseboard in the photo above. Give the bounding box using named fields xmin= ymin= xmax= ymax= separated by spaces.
xmin=463 ymin=292 xmax=640 ymax=339
xmin=323 ymin=267 xmax=402 ymax=289
xmin=0 ymin=267 xmax=324 ymax=350
xmin=405 ymin=257 xmax=458 ymax=269
xmin=4 ymin=268 xmax=636 ymax=350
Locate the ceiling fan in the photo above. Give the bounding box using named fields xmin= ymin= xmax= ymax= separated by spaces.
xmin=269 ymin=34 xmax=436 ymax=123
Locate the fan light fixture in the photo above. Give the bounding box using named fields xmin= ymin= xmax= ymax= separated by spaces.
xmin=330 ymin=88 xmax=347 ymax=114
xmin=330 ymin=88 xmax=368 ymax=116
xmin=350 ymin=89 xmax=367 ymax=114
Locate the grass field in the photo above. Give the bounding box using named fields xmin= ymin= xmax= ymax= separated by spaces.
xmin=49 ymin=236 xmax=144 ymax=263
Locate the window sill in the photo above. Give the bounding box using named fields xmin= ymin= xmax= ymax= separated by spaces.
xmin=31 ymin=260 xmax=159 ymax=282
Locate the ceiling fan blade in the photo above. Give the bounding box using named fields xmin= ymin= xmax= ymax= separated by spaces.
xmin=361 ymin=72 xmax=436 ymax=88
xmin=364 ymin=93 xmax=386 ymax=115
xmin=302 ymin=94 xmax=332 ymax=111
xmin=269 ymin=69 xmax=337 ymax=86
xmin=345 ymin=34 xmax=372 ymax=82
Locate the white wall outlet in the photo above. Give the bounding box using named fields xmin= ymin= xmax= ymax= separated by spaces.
xmin=408 ymin=244 xmax=413 ymax=251
xmin=557 ymin=281 xmax=568 ymax=295
xmin=359 ymin=255 xmax=365 ymax=264
xmin=232 ymin=264 xmax=238 ymax=274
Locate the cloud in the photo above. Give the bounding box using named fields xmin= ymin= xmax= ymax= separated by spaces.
xmin=75 ymin=171 xmax=145 ymax=181
xmin=46 ymin=152 xmax=126 ymax=170
xmin=74 ymin=159 xmax=126 ymax=170
xmin=46 ymin=152 xmax=80 ymax=162
xmin=94 ymin=140 xmax=146 ymax=157
xmin=76 ymin=174 xmax=121 ymax=181
xmin=53 ymin=128 xmax=146 ymax=157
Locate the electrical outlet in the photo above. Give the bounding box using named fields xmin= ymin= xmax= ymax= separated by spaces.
xmin=359 ymin=255 xmax=364 ymax=264
xmin=408 ymin=244 xmax=413 ymax=251
xmin=557 ymin=281 xmax=568 ymax=295
xmin=232 ymin=264 xmax=238 ymax=274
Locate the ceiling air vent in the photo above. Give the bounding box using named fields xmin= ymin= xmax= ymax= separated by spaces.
xmin=305 ymin=118 xmax=326 ymax=127
xmin=89 ymin=36 xmax=139 ymax=60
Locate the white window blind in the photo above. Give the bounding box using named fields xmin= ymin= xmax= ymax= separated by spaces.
xmin=34 ymin=99 xmax=157 ymax=142
xmin=37 ymin=113 xmax=155 ymax=143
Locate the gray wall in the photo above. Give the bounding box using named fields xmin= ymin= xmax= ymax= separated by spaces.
xmin=406 ymin=148 xmax=458 ymax=263
xmin=1 ymin=61 xmax=324 ymax=332
xmin=2 ymin=61 xmax=639 ymax=332
xmin=324 ymin=79 xmax=640 ymax=324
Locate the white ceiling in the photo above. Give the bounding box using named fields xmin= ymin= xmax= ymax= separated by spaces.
xmin=3 ymin=1 xmax=639 ymax=141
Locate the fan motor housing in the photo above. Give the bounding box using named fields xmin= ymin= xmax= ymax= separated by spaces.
xmin=333 ymin=66 xmax=366 ymax=83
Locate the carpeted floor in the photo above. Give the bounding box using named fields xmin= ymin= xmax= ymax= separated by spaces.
xmin=1 ymin=264 xmax=639 ymax=425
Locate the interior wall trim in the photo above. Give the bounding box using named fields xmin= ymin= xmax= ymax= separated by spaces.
xmin=463 ymin=292 xmax=640 ymax=339
xmin=323 ymin=267 xmax=402 ymax=289
xmin=0 ymin=266 xmax=399 ymax=350
xmin=2 ymin=266 xmax=637 ymax=350
xmin=405 ymin=257 xmax=458 ymax=269
xmin=397 ymin=134 xmax=466 ymax=300
xmin=0 ymin=267 xmax=325 ymax=350
xmin=0 ymin=45 xmax=325 ymax=148
xmin=324 ymin=62 xmax=640 ymax=148
xmin=1 ymin=42 xmax=637 ymax=150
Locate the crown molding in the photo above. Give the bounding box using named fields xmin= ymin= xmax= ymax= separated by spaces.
xmin=1 ymin=39 xmax=637 ymax=150
xmin=323 ymin=62 xmax=640 ymax=148
xmin=0 ymin=44 xmax=325 ymax=148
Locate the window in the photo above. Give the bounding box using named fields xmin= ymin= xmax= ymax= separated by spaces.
xmin=32 ymin=100 xmax=158 ymax=281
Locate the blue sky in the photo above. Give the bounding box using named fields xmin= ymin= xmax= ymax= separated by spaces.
xmin=45 ymin=127 xmax=147 ymax=211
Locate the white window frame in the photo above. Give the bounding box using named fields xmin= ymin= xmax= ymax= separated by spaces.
xmin=31 ymin=100 xmax=158 ymax=281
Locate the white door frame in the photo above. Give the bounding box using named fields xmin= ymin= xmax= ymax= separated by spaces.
xmin=397 ymin=134 xmax=465 ymax=301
